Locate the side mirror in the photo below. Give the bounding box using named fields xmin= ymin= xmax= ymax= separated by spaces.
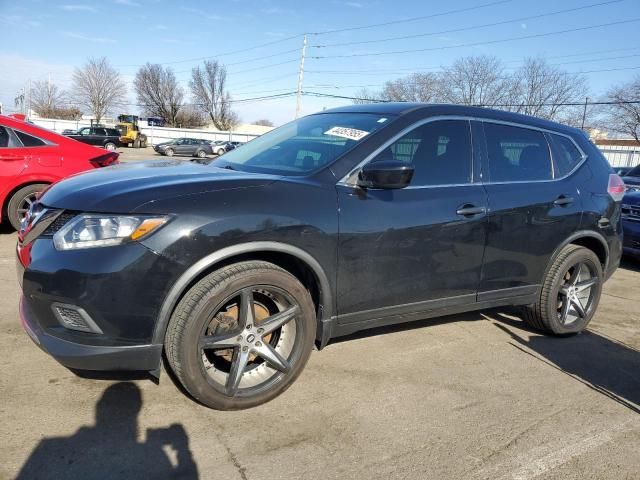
xmin=357 ymin=160 xmax=414 ymax=189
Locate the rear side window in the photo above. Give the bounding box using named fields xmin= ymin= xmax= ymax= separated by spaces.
xmin=94 ymin=128 xmax=107 ymax=136
xmin=372 ymin=120 xmax=472 ymax=186
xmin=549 ymin=134 xmax=583 ymax=177
xmin=107 ymin=129 xmax=120 ymax=136
xmin=0 ymin=126 xmax=21 ymax=148
xmin=484 ymin=123 xmax=552 ymax=182
xmin=14 ymin=130 xmax=47 ymax=147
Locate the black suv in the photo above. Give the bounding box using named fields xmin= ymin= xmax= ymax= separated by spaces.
xmin=17 ymin=104 xmax=623 ymax=410
xmin=64 ymin=126 xmax=122 ymax=151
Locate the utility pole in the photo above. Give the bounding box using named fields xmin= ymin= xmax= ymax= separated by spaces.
xmin=581 ymin=96 xmax=589 ymax=130
xmin=295 ymin=34 xmax=307 ymax=119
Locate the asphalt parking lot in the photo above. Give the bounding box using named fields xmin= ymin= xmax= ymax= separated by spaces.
xmin=1 ymin=191 xmax=639 ymax=479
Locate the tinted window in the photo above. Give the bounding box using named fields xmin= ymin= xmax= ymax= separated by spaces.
xmin=106 ymin=129 xmax=120 ymax=136
xmin=79 ymin=128 xmax=91 ymax=135
xmin=94 ymin=128 xmax=107 ymax=136
xmin=0 ymin=127 xmax=11 ymax=147
xmin=14 ymin=130 xmax=47 ymax=147
xmin=549 ymin=134 xmax=583 ymax=177
xmin=484 ymin=123 xmax=552 ymax=182
xmin=371 ymin=120 xmax=472 ymax=186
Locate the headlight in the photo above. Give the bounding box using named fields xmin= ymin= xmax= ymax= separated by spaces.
xmin=53 ymin=214 xmax=168 ymax=250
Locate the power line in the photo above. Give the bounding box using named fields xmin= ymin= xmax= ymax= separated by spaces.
xmin=311 ymin=18 xmax=640 ymax=59
xmin=309 ymin=0 xmax=513 ymax=35
xmin=313 ymin=0 xmax=621 ymax=48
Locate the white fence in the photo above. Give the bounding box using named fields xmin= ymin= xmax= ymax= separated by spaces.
xmin=30 ymin=118 xmax=262 ymax=145
xmin=598 ymin=145 xmax=640 ymax=168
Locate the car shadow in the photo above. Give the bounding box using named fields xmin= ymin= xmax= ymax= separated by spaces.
xmin=0 ymin=223 xmax=15 ymax=235
xmin=327 ymin=309 xmax=640 ymax=414
xmin=16 ymin=382 xmax=199 ymax=480
xmin=489 ymin=312 xmax=640 ymax=414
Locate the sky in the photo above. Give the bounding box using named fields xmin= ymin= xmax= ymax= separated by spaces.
xmin=0 ymin=0 xmax=639 ymax=126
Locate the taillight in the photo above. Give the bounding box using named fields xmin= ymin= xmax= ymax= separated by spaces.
xmin=607 ymin=174 xmax=625 ymax=202
xmin=90 ymin=152 xmax=120 ymax=168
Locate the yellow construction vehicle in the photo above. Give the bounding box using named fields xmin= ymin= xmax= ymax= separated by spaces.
xmin=116 ymin=114 xmax=148 ymax=148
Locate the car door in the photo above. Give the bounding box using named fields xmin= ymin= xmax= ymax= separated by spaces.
xmin=477 ymin=121 xmax=584 ymax=300
xmin=0 ymin=126 xmax=30 ymax=195
xmin=176 ymin=138 xmax=192 ymax=155
xmin=336 ymin=119 xmax=488 ymax=324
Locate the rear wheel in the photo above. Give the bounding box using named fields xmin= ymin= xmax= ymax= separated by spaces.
xmin=133 ymin=137 xmax=140 ymax=148
xmin=196 ymin=149 xmax=207 ymax=158
xmin=7 ymin=183 xmax=48 ymax=230
xmin=165 ymin=261 xmax=316 ymax=410
xmin=104 ymin=142 xmax=117 ymax=151
xmin=522 ymin=245 xmax=603 ymax=335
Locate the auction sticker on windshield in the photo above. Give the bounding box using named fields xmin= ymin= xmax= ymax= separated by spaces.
xmin=324 ymin=126 xmax=369 ymax=141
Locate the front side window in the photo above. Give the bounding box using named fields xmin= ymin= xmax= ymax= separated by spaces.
xmin=79 ymin=128 xmax=91 ymax=135
xmin=213 ymin=112 xmax=394 ymax=176
xmin=370 ymin=120 xmax=472 ymax=186
xmin=484 ymin=123 xmax=552 ymax=182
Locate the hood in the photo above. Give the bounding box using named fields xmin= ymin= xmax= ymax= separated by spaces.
xmin=623 ymin=190 xmax=640 ymax=206
xmin=623 ymin=175 xmax=640 ymax=186
xmin=40 ymin=160 xmax=278 ymax=212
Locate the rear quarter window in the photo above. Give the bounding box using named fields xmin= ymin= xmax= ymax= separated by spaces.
xmin=14 ymin=130 xmax=47 ymax=147
xmin=548 ymin=134 xmax=584 ymax=177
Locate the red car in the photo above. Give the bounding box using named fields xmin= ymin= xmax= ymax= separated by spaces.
xmin=0 ymin=115 xmax=118 ymax=230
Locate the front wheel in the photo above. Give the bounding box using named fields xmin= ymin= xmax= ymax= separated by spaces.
xmin=164 ymin=148 xmax=175 ymax=157
xmin=522 ymin=245 xmax=603 ymax=335
xmin=165 ymin=261 xmax=316 ymax=410
xmin=7 ymin=183 xmax=48 ymax=230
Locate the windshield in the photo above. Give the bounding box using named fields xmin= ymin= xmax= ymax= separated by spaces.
xmin=212 ymin=112 xmax=394 ymax=175
xmin=626 ymin=164 xmax=640 ymax=177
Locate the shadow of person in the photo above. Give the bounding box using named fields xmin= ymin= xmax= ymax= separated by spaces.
xmin=17 ymin=382 xmax=198 ymax=480
xmin=490 ymin=311 xmax=640 ymax=414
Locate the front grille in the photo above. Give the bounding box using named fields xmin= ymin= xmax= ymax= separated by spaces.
xmin=43 ymin=212 xmax=78 ymax=235
xmin=621 ymin=204 xmax=640 ymax=222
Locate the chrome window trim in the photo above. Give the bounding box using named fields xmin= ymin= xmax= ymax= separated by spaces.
xmin=337 ymin=115 xmax=588 ymax=188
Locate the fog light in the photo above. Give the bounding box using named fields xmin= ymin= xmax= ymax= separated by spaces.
xmin=51 ymin=303 xmax=103 ymax=334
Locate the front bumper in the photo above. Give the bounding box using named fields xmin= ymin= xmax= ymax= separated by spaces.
xmin=20 ymin=296 xmax=162 ymax=371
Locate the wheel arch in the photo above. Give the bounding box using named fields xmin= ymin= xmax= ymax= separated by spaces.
xmin=545 ymin=230 xmax=609 ymax=281
xmin=152 ymin=242 xmax=334 ymax=347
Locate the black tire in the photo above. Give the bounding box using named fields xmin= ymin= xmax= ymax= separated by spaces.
xmin=215 ymin=148 xmax=225 ymax=156
xmin=165 ymin=148 xmax=174 ymax=157
xmin=196 ymin=149 xmax=207 ymax=158
xmin=7 ymin=183 xmax=48 ymax=230
xmin=104 ymin=142 xmax=117 ymax=151
xmin=165 ymin=261 xmax=316 ymax=410
xmin=140 ymin=137 xmax=147 ymax=148
xmin=133 ymin=137 xmax=140 ymax=148
xmin=522 ymin=245 xmax=603 ymax=335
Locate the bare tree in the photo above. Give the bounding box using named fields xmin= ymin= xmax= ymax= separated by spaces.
xmin=351 ymin=87 xmax=383 ymax=104
xmin=134 ymin=63 xmax=184 ymax=127
xmin=72 ymin=57 xmax=127 ymax=123
xmin=175 ymin=105 xmax=207 ymax=128
xmin=190 ymin=60 xmax=238 ymax=130
xmin=440 ymin=55 xmax=516 ymax=106
xmin=252 ymin=119 xmax=274 ymax=127
xmin=381 ymin=73 xmax=443 ymax=102
xmin=511 ymin=58 xmax=589 ymax=125
xmin=605 ymin=75 xmax=640 ymax=141
xmin=30 ymin=80 xmax=67 ymax=118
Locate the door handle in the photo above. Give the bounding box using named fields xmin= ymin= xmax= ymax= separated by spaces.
xmin=456 ymin=205 xmax=486 ymax=217
xmin=553 ymin=195 xmax=574 ymax=206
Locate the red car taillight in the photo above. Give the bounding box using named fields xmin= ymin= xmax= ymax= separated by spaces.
xmin=90 ymin=152 xmax=120 ymax=168
xmin=607 ymin=174 xmax=625 ymax=202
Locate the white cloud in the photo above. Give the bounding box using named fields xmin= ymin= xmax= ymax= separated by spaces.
xmin=60 ymin=4 xmax=98 ymax=12
xmin=115 ymin=0 xmax=141 ymax=6
xmin=346 ymin=1 xmax=363 ymax=7
xmin=63 ymin=31 xmax=117 ymax=43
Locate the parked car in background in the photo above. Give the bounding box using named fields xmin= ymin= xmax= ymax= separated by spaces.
xmin=621 ymin=164 xmax=640 ymax=191
xmin=154 ymin=138 xmax=213 ymax=158
xmin=1 ymin=115 xmax=118 ymax=230
xmin=16 ymin=103 xmax=622 ymax=410
xmin=621 ymin=190 xmax=640 ymax=258
xmin=64 ymin=127 xmax=122 ymax=151
xmin=209 ymin=140 xmax=241 ymax=156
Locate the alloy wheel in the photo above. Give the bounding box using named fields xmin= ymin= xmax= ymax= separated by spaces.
xmin=557 ymin=261 xmax=598 ymax=325
xmin=199 ymin=286 xmax=302 ymax=397
xmin=16 ymin=192 xmax=39 ymax=220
